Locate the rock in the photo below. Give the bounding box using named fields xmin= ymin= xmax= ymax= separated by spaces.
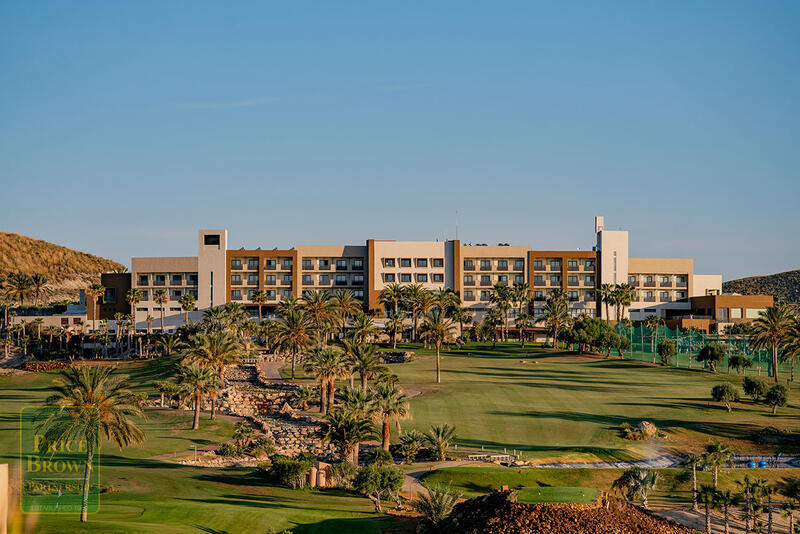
xmin=637 ymin=421 xmax=658 ymax=439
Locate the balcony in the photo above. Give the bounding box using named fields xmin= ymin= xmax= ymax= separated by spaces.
xmin=584 ymin=280 xmax=595 ymax=287
xmin=480 ymin=280 xmax=492 ymax=286
xmin=660 ymin=281 xmax=672 ymax=287
xmin=264 ymin=264 xmax=277 ymax=271
xmin=568 ymin=297 xmax=579 ymax=302
xmin=660 ymin=296 xmax=673 ymax=302
xmin=643 ymin=296 xmax=656 ymax=302
xmin=549 ymin=264 xmax=562 ymax=271
xmin=514 ymin=263 xmax=525 ymax=272
xmin=336 ymin=265 xmax=348 ymax=271
xmin=282 ymin=280 xmax=292 ymax=286
xmin=463 ymin=280 xmax=475 ymax=287
xmin=677 ymin=281 xmax=688 ymax=288
xmin=335 ymin=280 xmax=348 ymax=286
xmin=171 ymin=279 xmax=183 ymax=286
xmin=643 ymin=281 xmax=656 ymax=287
xmin=247 ymin=280 xmax=259 ymax=286
xmin=497 ymin=264 xmax=509 ymax=272
xmin=464 ymin=295 xmax=476 ymax=302
xmin=533 ymin=265 xmax=545 ymax=271
xmin=568 ymin=265 xmax=579 ymax=271
xmin=265 ymin=279 xmax=277 ymax=286
xmin=188 ymin=278 xmax=198 ymax=286
xmin=480 ymin=265 xmax=492 ymax=271
xmin=138 ymin=279 xmax=149 ymax=286
xmin=464 ymin=264 xmax=475 ymax=271
xmin=534 ymin=296 xmax=546 ymax=301
xmin=584 ymin=296 xmax=595 ymax=302
xmin=352 ymin=263 xmax=364 ymax=270
xmin=231 ymin=264 xmax=243 ymax=271
xmin=318 ymin=264 xmax=331 ymax=271
xmin=153 ymin=280 xmax=166 ymax=286
xmin=584 ymin=264 xmax=595 ymax=271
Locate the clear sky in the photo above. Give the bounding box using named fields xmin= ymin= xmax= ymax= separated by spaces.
xmin=1 ymin=1 xmax=798 ymax=280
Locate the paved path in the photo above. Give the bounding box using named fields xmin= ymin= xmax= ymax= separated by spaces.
xmin=401 ymin=460 xmax=478 ymax=497
xmin=524 ymin=454 xmax=800 ymax=469
xmin=257 ymin=359 xmax=284 ymax=381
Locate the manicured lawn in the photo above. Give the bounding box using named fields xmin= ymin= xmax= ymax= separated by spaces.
xmin=515 ymin=487 xmax=600 ymax=504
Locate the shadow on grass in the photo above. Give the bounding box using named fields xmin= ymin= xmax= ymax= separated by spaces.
xmin=455 ymin=437 xmax=639 ymax=462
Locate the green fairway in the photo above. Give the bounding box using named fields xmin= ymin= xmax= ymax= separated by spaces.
xmin=515 ymin=486 xmax=599 ymax=504
xmin=377 ymin=342 xmax=800 ymax=462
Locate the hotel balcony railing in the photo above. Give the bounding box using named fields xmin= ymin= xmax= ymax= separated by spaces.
xmin=464 ymin=296 xmax=476 ymax=302
xmin=231 ymin=264 xmax=243 ymax=270
xmin=231 ymin=294 xmax=242 ymax=301
xmin=569 ymin=297 xmax=579 ymax=302
xmin=584 ymin=296 xmax=595 ymax=302
xmin=463 ymin=280 xmax=475 ymax=286
xmin=643 ymin=281 xmax=656 ymax=287
xmin=247 ymin=280 xmax=259 ymax=286
xmin=283 ymin=264 xmax=293 ymax=270
xmin=153 ymin=280 xmax=166 ymax=286
xmin=463 ymin=265 xmax=475 ymax=271
xmin=480 ymin=265 xmax=492 ymax=271
xmin=660 ymin=296 xmax=673 ymax=302
xmin=352 ymin=264 xmax=364 ymax=270
xmin=247 ymin=264 xmax=260 ymax=271
xmin=336 ymin=265 xmax=348 ymax=271
xmin=514 ymin=265 xmax=525 ymax=271
xmin=479 ymin=296 xmax=491 ymax=302
xmin=171 ymin=279 xmax=183 ymax=286
xmin=138 ymin=280 xmax=149 ymax=286
xmin=584 ymin=265 xmax=596 ymax=271
xmin=264 ymin=264 xmax=277 ymax=270
xmin=584 ymin=280 xmax=595 ymax=286
xmin=188 ymin=279 xmax=198 ymax=286
xmin=533 ymin=265 xmax=545 ymax=271
xmin=550 ymin=264 xmax=562 ymax=270
xmin=643 ymin=296 xmax=656 ymax=302
xmin=480 ymin=281 xmax=492 ymax=286
xmin=677 ymin=281 xmax=688 ymax=287
xmin=568 ymin=265 xmax=579 ymax=271
xmin=303 ymin=280 xmax=314 ymax=286
xmin=660 ymin=281 xmax=672 ymax=287
xmin=335 ymin=281 xmax=348 ymax=286
xmin=533 ymin=296 xmax=546 ymax=301
xmin=282 ymin=280 xmax=292 ymax=286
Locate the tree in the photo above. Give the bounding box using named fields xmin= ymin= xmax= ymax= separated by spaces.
xmin=35 ymin=366 xmax=145 ymax=522
xmin=536 ymin=292 xmax=570 ymax=350
xmin=4 ymin=272 xmax=33 ymax=306
xmin=182 ymin=331 xmax=243 ymax=384
xmin=657 ymin=339 xmax=677 ymax=366
xmin=371 ymin=383 xmax=410 ymax=451
xmin=403 ymin=284 xmax=429 ymax=342
xmin=233 ymin=421 xmax=255 ymax=450
xmin=302 ymin=289 xmax=336 ymax=345
xmin=339 ymin=387 xmax=377 ymax=421
xmin=513 ymin=282 xmax=530 ymax=321
xmin=350 ymin=312 xmax=378 ymax=343
xmin=379 ymin=283 xmax=405 ymax=317
xmin=345 ymin=342 xmax=387 ymax=394
xmin=781 ymin=317 xmax=800 ymax=382
xmin=611 ymin=467 xmax=659 ymax=508
xmin=177 ymin=365 xmax=219 ymax=429
xmin=751 ymin=305 xmax=794 ymax=383
xmin=697 ymin=485 xmax=716 ymax=534
xmin=86 ymin=283 xmax=105 ymax=332
xmin=152 ymin=289 xmax=168 ymax=333
xmin=157 ymin=335 xmax=184 ymax=356
xmin=737 ymin=475 xmax=763 ymax=534
xmin=412 ymin=483 xmax=462 ymax=530
xmin=515 ymin=312 xmax=533 ymax=348
xmin=703 ymin=442 xmax=733 ymax=488
xmin=765 ymin=384 xmax=788 ymax=414
xmin=489 ymin=283 xmax=513 ymax=341
xmin=179 ymin=293 xmax=196 ymax=326
xmin=450 ymin=307 xmax=473 ymax=342
xmin=643 ymin=315 xmax=662 ymax=361
xmin=743 ymin=376 xmax=768 ymax=402
xmin=424 ymin=424 xmax=456 ymax=462
xmin=274 ymin=308 xmax=312 ymax=379
xmin=384 ymin=313 xmax=406 ymax=349
xmin=400 ymin=429 xmax=424 ymax=464
xmin=250 ymin=289 xmax=267 ymax=325
xmin=354 ymin=463 xmax=404 ymax=512
xmin=322 ymin=410 xmax=375 ymax=466
xmin=599 ymin=283 xmax=615 ymax=322
xmin=728 ymin=354 xmax=753 ymax=375
xmin=332 ymin=289 xmax=361 ymax=339
xmin=712 ymin=489 xmax=740 ymax=534
xmin=698 ymin=342 xmax=727 ymax=373
xmin=420 ymin=309 xmax=454 ymax=384
xmin=126 ymin=288 xmax=142 ymax=328
xmin=30 ymin=273 xmax=48 ymax=306
xmin=711 ymin=383 xmax=739 ymax=412
xmin=687 ymin=454 xmax=702 ymax=511
xmin=304 ymin=347 xmax=348 ymax=414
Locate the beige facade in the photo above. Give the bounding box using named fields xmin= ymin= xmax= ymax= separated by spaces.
xmin=131 ymin=256 xmax=200 ymax=330
xmin=458 ymin=245 xmax=528 ymax=311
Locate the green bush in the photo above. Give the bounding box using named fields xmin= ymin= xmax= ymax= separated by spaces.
xmin=657 ymin=340 xmax=677 ymax=366
xmin=267 ymin=454 xmax=314 ymax=489
xmin=711 ymin=383 xmax=739 ymax=412
xmin=765 ymin=385 xmax=789 ymax=414
xmin=697 ymin=342 xmax=727 ymax=373
xmin=329 ymin=461 xmax=357 ymax=490
xmin=367 ymin=448 xmax=393 ymax=466
xmin=742 ymin=376 xmax=768 ymax=402
xmin=218 ymin=442 xmax=243 ymax=457
xmin=728 ymin=354 xmax=753 ymax=375
xmin=249 ymin=436 xmax=276 ymax=457
xmin=354 ymin=464 xmax=404 ymax=512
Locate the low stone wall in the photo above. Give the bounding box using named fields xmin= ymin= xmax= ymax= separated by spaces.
xmin=378 ymin=351 xmax=415 ymax=364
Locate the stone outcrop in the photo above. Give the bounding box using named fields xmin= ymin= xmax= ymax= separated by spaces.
xmin=378 ymin=351 xmax=415 ymax=364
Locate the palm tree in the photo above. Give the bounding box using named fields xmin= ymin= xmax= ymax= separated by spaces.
xmin=703 ymin=441 xmax=733 ymax=489
xmin=182 ymin=331 xmax=243 ymax=385
xmin=384 ymin=313 xmax=406 ymax=349
xmin=780 ymin=317 xmax=800 ymax=382
xmin=157 ymin=335 xmax=184 ymax=356
xmin=761 ymin=482 xmax=776 ymax=534
xmin=322 ymin=409 xmax=375 ymax=466
xmin=535 ymin=292 xmax=570 ymax=349
xmin=751 ymin=305 xmax=795 ymax=383
xmin=599 ymin=283 xmax=615 ymax=322
xmin=379 ymin=283 xmax=405 ymax=317
xmin=332 ymin=289 xmax=361 ymax=339
xmin=714 ymin=489 xmax=740 ymax=534
xmin=346 ymin=342 xmax=387 ymax=393
xmin=126 ymin=288 xmax=142 ymax=327
xmin=420 ymin=309 xmax=454 ymax=384
xmin=515 ymin=312 xmax=533 ymax=347
xmin=411 ymin=483 xmax=462 ymax=528
xmin=250 ymin=289 xmax=268 ymax=324
xmin=432 ymin=288 xmax=459 ymax=316
xmin=687 ymin=454 xmax=703 ymax=511
xmin=145 ymin=314 xmax=154 ymax=335
xmin=371 ymin=383 xmax=410 ymax=451
xmin=425 ymin=424 xmax=456 ymax=462
xmin=86 ymin=283 xmax=105 ymax=332
xmin=400 ymin=429 xmax=425 ymax=464
xmin=513 ymin=282 xmax=530 ymax=320
xmin=697 ymin=485 xmax=716 ymax=533
xmin=274 ymin=309 xmax=313 ymax=379
xmin=30 ymin=273 xmax=48 ymax=306
xmin=179 ymin=293 xmax=196 ymax=326
xmin=450 ymin=307 xmax=473 ymax=342
xmin=737 ymin=475 xmax=766 ymax=534
xmin=616 ymin=283 xmax=637 ymax=320
xmin=490 ymin=283 xmax=513 ymax=341
xmin=4 ymin=272 xmax=33 ymax=306
xmin=643 ymin=314 xmax=662 ymax=360
xmin=35 ymin=366 xmax=145 ymax=522
xmin=153 ymin=289 xmax=168 ymax=333
xmin=177 ymin=365 xmax=219 ymax=430
xmin=339 ymin=387 xmax=377 ymax=421
xmin=350 ymin=312 xmax=378 ymax=343
xmin=302 ymin=289 xmax=336 ymax=345
xmin=222 ymin=302 xmax=249 ymax=335
xmin=611 ymin=467 xmax=659 ymax=508
xmin=402 ymin=284 xmax=429 ymax=342
xmin=304 ymin=347 xmax=348 ymax=414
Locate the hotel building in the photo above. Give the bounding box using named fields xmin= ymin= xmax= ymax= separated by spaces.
xmin=92 ymin=217 xmax=725 ymax=331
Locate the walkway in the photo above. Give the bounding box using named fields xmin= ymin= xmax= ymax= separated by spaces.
xmin=525 ymin=455 xmax=800 ymax=469
xmin=401 ymin=460 xmax=478 ymax=497
xmin=257 ymin=359 xmax=284 ymax=381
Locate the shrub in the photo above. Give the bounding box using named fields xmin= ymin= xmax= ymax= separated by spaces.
xmin=765 ymin=385 xmax=789 ymax=414
xmin=367 ymin=448 xmax=393 ymax=466
xmin=728 ymin=354 xmax=753 ymax=375
xmin=697 ymin=342 xmax=727 ymax=373
xmin=354 ymin=464 xmax=404 ymax=512
xmin=711 ymin=383 xmax=739 ymax=412
xmin=412 ymin=483 xmax=462 ymax=532
xmin=329 ymin=461 xmax=357 ymax=490
xmin=249 ymin=436 xmax=276 ymax=457
xmin=217 ymin=442 xmax=243 ymax=457
xmin=267 ymin=454 xmax=314 ymax=489
xmin=742 ymin=376 xmax=768 ymax=402
xmin=657 ymin=340 xmax=677 ymax=366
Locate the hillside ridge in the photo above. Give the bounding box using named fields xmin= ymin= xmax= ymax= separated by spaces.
xmin=723 ymin=269 xmax=800 ymax=304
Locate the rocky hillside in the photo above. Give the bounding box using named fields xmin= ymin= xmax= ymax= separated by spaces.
xmin=0 ymin=232 xmax=125 ymax=304
xmin=723 ymin=269 xmax=800 ymax=305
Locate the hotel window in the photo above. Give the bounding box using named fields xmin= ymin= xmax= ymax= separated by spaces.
xmin=646 ymin=291 xmax=654 ymax=298
xmin=432 ymin=258 xmax=443 ymax=268
xmin=204 ymin=234 xmax=220 ymax=245
xmin=248 ymin=259 xmax=259 ymax=270
xmin=677 ymin=275 xmax=687 ymax=283
xmin=188 ymin=274 xmax=198 ymax=285
xmin=335 ymin=274 xmax=347 ymax=286
xmin=266 ymin=290 xmax=276 ymax=299
xmin=353 ymin=259 xmax=364 ymax=270
xmin=730 ymin=307 xmax=743 ymax=319
xmin=283 ymin=274 xmax=293 ymax=284
xmin=586 ymin=291 xmax=595 ymax=301
xmin=585 ymin=260 xmax=595 ymax=269
xmin=533 ymin=260 xmax=543 ymax=270
xmin=676 ymin=291 xmax=687 ymax=299
xmin=188 ymin=289 xmax=198 ymax=299
xmin=248 ymin=274 xmax=258 ymax=285
xmin=384 ymin=273 xmax=396 ymax=283
xmin=416 ymin=273 xmax=428 ymax=282
xmin=416 ymin=258 xmax=428 ymax=267
xmin=480 ymin=290 xmax=491 ymax=301
xmin=660 ymin=292 xmax=670 ymax=300
xmin=464 ymin=260 xmax=474 ymax=270
xmin=569 ymin=291 xmax=578 ymax=301
xmin=283 ymin=259 xmax=293 ymax=269
xmin=586 ymin=275 xmax=595 ymax=284
xmin=568 ymin=275 xmax=578 ymax=285
xmin=171 ymin=290 xmax=181 ymax=300
xmin=282 ymin=289 xmax=292 ymax=299
xmin=550 ymin=275 xmax=561 ymax=284
xmin=464 ymin=275 xmax=474 ymax=285
xmin=319 ymin=274 xmax=330 ymax=284
xmin=265 ymin=259 xmax=277 ymax=270
xmin=480 ymin=275 xmax=491 ymax=285
xmin=319 ymin=259 xmax=330 ymax=269
xmin=661 ymin=276 xmax=670 ymax=284
xmin=514 ymin=259 xmax=525 ymax=271
xmin=104 ymin=288 xmax=116 ymax=302
xmin=432 ymin=273 xmax=444 ymax=283
xmin=534 ymin=291 xmax=544 ymax=300
xmin=138 ymin=274 xmax=149 ymax=285
xmin=154 ymin=274 xmax=166 ymax=285
xmin=514 ymin=275 xmax=524 ymax=284
xmin=265 ymin=274 xmax=276 ymax=285
xmin=534 ymin=275 xmax=544 ymax=285
xmin=171 ymin=274 xmax=182 ymax=285
xmin=248 ymin=289 xmax=257 ymax=300
xmin=136 ymin=307 xmax=148 ymax=312
xmin=400 ymin=273 xmax=412 ymax=283
xmin=497 ymin=260 xmax=508 ymax=271
xmin=550 ymin=260 xmax=561 ymax=270
xmin=498 ymin=275 xmax=508 ymax=284
xmin=231 ymin=274 xmax=242 ymax=285
xmin=353 ymin=274 xmax=364 ymax=284
xmin=170 ymin=307 xmax=181 ymax=312
xmin=480 ymin=260 xmax=491 ymax=270
xmin=400 ymin=258 xmax=412 ymax=268
xmin=746 ymin=308 xmax=766 ymax=319
xmin=353 ymin=290 xmax=364 ymax=299
xmin=231 ymin=259 xmax=242 ymax=270
xmin=646 ymin=275 xmax=654 ymax=283
xmin=464 ymin=290 xmax=475 ymax=301
xmin=141 ymin=290 xmax=149 ymax=301
xmin=231 ymin=289 xmax=242 ymax=300
xmin=302 ymin=259 xmax=313 ymax=269
xmin=383 ymin=258 xmax=395 ymax=267
xmin=336 ymin=259 xmax=348 ymax=270
xmin=629 ymin=275 xmax=637 ymax=284
xmin=302 ymin=274 xmax=313 ymax=285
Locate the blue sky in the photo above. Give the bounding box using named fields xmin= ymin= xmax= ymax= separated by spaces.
xmin=1 ymin=1 xmax=797 ymax=280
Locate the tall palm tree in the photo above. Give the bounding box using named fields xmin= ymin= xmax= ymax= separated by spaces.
xmin=222 ymin=302 xmax=249 ymax=335
xmin=432 ymin=288 xmax=459 ymax=316
xmin=321 ymin=409 xmax=375 ymax=466
xmin=616 ymin=283 xmax=637 ymax=320
xmin=489 ymin=283 xmax=513 ymax=341
xmin=350 ymin=312 xmax=378 ymax=343
xmin=513 ymin=282 xmax=530 ymax=320
xmin=345 ymin=341 xmax=387 ymax=393
xmin=714 ymin=489 xmax=740 ymax=534
xmin=611 ymin=467 xmax=659 ymax=508
xmin=4 ymin=272 xmax=33 ymax=306
xmin=339 ymin=387 xmax=377 ymax=421
xmin=643 ymin=314 xmax=662 ymax=360
xmin=332 ymin=289 xmax=361 ymax=339
xmin=599 ymin=283 xmax=615 ymax=322
xmin=687 ymin=454 xmax=703 ymax=511
xmin=35 ymin=366 xmax=145 ymax=522
xmin=420 ymin=309 xmax=454 ymax=384
xmin=250 ymin=289 xmax=268 ymax=324
xmin=780 ymin=317 xmax=800 ymax=382
xmin=30 ymin=273 xmax=48 ymax=306
xmin=274 ymin=308 xmax=312 ymax=379
xmin=379 ymin=283 xmax=405 ymax=317
xmin=384 ymin=313 xmax=406 ymax=349
xmin=402 ymin=284 xmax=429 ymax=342
xmin=751 ymin=305 xmax=795 ymax=383
xmin=177 ymin=365 xmax=219 ymax=430
xmin=182 ymin=331 xmax=243 ymax=385
xmin=152 ymin=288 xmax=168 ymax=333
xmin=515 ymin=312 xmax=533 ymax=347
xmin=179 ymin=293 xmax=196 ymax=326
xmin=450 ymin=307 xmax=473 ymax=342
xmin=86 ymin=283 xmax=105 ymax=332
xmin=535 ymin=292 xmax=570 ymax=349
xmin=697 ymin=485 xmax=716 ymax=533
xmin=703 ymin=442 xmax=733 ymax=489
xmin=126 ymin=288 xmax=142 ymax=327
xmin=371 ymin=383 xmax=411 ymax=451
xmin=302 ymin=289 xmax=336 ymax=345
xmin=424 ymin=424 xmax=456 ymax=462
xmin=304 ymin=346 xmax=349 ymax=414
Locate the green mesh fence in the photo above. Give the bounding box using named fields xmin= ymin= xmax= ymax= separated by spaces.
xmin=606 ymin=324 xmax=792 ymax=378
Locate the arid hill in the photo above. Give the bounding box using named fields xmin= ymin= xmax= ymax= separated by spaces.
xmin=723 ymin=269 xmax=800 ymax=305
xmin=0 ymin=232 xmax=125 ymax=303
